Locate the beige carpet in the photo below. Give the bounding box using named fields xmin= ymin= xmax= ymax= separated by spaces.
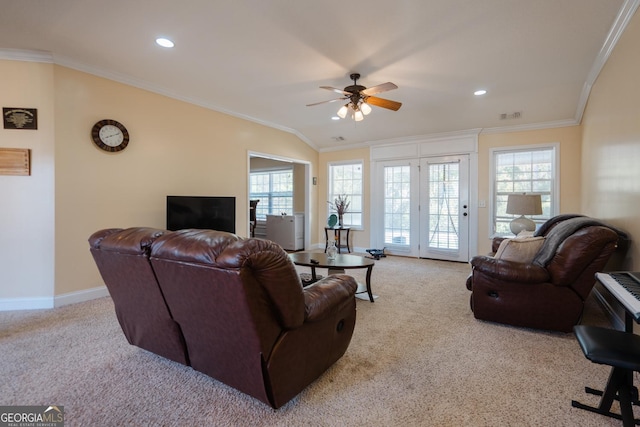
xmin=0 ymin=255 xmax=633 ymax=426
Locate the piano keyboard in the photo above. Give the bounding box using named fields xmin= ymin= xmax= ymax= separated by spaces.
xmin=595 ymin=272 xmax=640 ymax=321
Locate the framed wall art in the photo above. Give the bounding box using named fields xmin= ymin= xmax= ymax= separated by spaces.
xmin=3 ymin=108 xmax=38 ymax=130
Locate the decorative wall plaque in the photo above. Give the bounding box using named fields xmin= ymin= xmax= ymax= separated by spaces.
xmin=3 ymin=108 xmax=38 ymax=130
xmin=0 ymin=148 xmax=31 ymax=175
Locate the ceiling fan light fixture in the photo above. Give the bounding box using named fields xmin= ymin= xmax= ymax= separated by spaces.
xmin=313 ymin=73 xmax=401 ymax=121
xmin=337 ymin=104 xmax=349 ymax=119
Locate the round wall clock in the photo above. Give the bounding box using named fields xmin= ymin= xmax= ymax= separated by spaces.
xmin=91 ymin=119 xmax=129 ymax=152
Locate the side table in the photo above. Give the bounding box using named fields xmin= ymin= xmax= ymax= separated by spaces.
xmin=324 ymin=227 xmax=351 ymax=253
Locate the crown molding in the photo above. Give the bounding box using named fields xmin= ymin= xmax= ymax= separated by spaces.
xmin=480 ymin=119 xmax=579 ymax=135
xmin=320 ymin=129 xmax=483 ymax=153
xmin=0 ymin=48 xmax=53 ymax=63
xmin=574 ymin=0 xmax=640 ymax=123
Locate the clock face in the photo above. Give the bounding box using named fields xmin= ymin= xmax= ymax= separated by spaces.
xmin=91 ymin=120 xmax=129 ymax=152
xmin=98 ymin=124 xmax=124 ymax=147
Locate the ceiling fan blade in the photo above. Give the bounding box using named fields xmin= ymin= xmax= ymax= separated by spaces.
xmin=365 ymin=96 xmax=402 ymax=111
xmin=320 ymin=86 xmax=353 ymax=96
xmin=361 ymin=82 xmax=398 ymax=96
xmin=306 ymin=98 xmax=345 ymax=107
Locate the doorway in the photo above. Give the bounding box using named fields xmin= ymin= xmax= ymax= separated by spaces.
xmin=247 ymin=152 xmax=311 ymax=250
xmin=419 ymin=155 xmax=469 ymax=262
xmin=373 ymin=154 xmax=471 ymax=262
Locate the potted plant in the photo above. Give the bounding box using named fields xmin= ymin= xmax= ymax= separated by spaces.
xmin=329 ymin=194 xmax=350 ymax=228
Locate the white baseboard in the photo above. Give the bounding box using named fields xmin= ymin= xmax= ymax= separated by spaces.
xmin=0 ymin=286 xmax=109 ymax=312
xmin=55 ymin=286 xmax=109 ymax=308
xmin=0 ymin=296 xmax=54 ymax=311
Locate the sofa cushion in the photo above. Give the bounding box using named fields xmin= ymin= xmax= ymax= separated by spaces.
xmin=494 ymin=236 xmax=545 ymax=264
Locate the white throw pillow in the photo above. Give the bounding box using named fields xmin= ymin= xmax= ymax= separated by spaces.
xmin=494 ymin=236 xmax=545 ymax=263
xmin=515 ymin=230 xmax=535 ymax=239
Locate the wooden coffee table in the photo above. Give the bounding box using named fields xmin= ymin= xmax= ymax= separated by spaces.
xmin=289 ymin=252 xmax=376 ymax=302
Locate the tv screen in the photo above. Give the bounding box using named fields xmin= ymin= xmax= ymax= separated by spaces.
xmin=166 ymin=196 xmax=236 ymax=233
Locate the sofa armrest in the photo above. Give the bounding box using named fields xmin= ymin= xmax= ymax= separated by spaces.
xmin=470 ymin=255 xmax=550 ymax=283
xmin=303 ymin=274 xmax=357 ymax=322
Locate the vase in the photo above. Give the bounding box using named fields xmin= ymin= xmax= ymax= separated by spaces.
xmin=338 ymin=214 xmax=343 ymax=228
xmin=327 ymin=240 xmax=338 ymax=260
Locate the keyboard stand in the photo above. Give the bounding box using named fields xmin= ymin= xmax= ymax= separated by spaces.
xmin=571 ymin=370 xmax=640 ymax=426
xmin=572 ymin=273 xmax=640 ymax=427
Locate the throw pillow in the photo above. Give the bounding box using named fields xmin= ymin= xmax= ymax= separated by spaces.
xmin=515 ymin=230 xmax=535 ymax=239
xmin=494 ymin=236 xmax=545 ymax=264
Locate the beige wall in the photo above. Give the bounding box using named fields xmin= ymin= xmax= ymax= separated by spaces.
xmin=476 ymin=126 xmax=583 ymax=254
xmin=1 ymin=61 xmax=319 ymax=306
xmin=581 ymin=8 xmax=640 ymax=270
xmin=0 ymin=60 xmax=55 ymax=304
xmin=53 ymin=66 xmax=318 ymax=296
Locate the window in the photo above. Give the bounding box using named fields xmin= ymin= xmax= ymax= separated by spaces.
xmin=491 ymin=145 xmax=557 ymax=235
xmin=249 ymin=169 xmax=293 ymax=219
xmin=329 ymin=161 xmax=363 ymax=227
xmin=383 ymin=165 xmax=411 ymax=245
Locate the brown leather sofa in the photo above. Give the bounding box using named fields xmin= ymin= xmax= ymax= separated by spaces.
xmin=89 ymin=227 xmax=358 ymax=408
xmin=466 ymin=215 xmax=628 ymax=332
xmin=89 ymin=227 xmax=189 ymax=365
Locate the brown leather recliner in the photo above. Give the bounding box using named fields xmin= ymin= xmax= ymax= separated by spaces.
xmin=90 ymin=227 xmax=357 ymax=409
xmin=466 ymin=215 xmax=628 ymax=332
xmin=89 ymin=227 xmax=190 ymax=365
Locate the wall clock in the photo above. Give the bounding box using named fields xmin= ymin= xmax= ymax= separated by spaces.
xmin=91 ymin=119 xmax=129 ymax=152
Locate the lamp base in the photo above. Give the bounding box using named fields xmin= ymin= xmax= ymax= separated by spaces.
xmin=510 ymin=215 xmax=536 ymax=235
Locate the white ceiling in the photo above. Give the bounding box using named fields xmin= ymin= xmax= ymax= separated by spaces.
xmin=1 ymin=0 xmax=636 ymax=151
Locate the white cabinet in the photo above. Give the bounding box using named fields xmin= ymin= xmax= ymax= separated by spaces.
xmin=266 ymin=214 xmax=304 ymax=250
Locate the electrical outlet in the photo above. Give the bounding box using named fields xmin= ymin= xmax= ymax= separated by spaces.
xmin=479 ymin=200 xmax=486 ymax=208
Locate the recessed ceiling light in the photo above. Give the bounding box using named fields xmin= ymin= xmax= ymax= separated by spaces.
xmin=156 ymin=38 xmax=175 ymax=48
xmin=474 ymin=89 xmax=487 ymax=96
xmin=331 ymin=116 xmax=340 ymax=121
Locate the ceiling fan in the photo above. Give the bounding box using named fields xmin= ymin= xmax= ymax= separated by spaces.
xmin=307 ymin=73 xmax=402 ymax=121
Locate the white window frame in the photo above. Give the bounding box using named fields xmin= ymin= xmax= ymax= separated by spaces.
xmin=249 ymin=168 xmax=294 ymax=220
xmin=489 ymin=143 xmax=559 ymax=237
xmin=328 ymin=160 xmax=364 ymax=229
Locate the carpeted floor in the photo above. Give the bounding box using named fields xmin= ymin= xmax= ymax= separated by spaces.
xmin=0 ymin=255 xmax=633 ymax=426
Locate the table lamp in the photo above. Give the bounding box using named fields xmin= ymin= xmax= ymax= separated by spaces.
xmin=506 ymin=193 xmax=542 ymax=235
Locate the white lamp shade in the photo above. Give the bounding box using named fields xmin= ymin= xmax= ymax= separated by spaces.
xmin=506 ymin=194 xmax=542 ymax=215
xmin=360 ymin=102 xmax=372 ymax=115
xmin=506 ymin=193 xmax=542 ymax=234
xmin=354 ymin=110 xmax=364 ymax=121
xmin=337 ymin=105 xmax=349 ymax=119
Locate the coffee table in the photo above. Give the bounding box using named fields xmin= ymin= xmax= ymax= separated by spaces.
xmin=289 ymin=252 xmax=376 ymax=302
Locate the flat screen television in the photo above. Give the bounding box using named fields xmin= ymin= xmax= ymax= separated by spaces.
xmin=166 ymin=196 xmax=236 ymax=233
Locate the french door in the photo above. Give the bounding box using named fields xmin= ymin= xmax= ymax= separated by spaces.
xmin=419 ymin=155 xmax=469 ymax=262
xmin=376 ymin=155 xmax=470 ymax=262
